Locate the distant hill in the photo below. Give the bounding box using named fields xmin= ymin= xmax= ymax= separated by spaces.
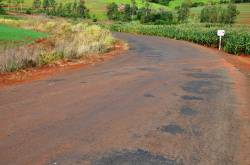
xmin=2 ymin=0 xmax=249 ymax=24
xmin=2 ymin=0 xmax=167 ymax=19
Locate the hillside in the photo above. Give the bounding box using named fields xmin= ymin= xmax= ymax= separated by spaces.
xmin=2 ymin=0 xmax=167 ymax=19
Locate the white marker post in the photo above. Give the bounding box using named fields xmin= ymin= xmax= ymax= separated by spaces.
xmin=217 ymin=30 xmax=225 ymax=51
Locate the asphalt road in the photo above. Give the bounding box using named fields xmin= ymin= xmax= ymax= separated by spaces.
xmin=0 ymin=33 xmax=249 ymax=165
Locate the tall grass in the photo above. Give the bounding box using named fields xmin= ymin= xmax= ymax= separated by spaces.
xmin=109 ymin=23 xmax=250 ymax=55
xmin=0 ymin=17 xmax=115 ymax=72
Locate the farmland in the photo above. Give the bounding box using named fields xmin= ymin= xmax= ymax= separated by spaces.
xmin=110 ymin=23 xmax=250 ymax=55
xmin=0 ymin=24 xmax=46 ymax=50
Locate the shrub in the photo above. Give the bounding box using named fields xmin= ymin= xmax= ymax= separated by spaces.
xmin=200 ymin=3 xmax=239 ymax=24
xmin=0 ymin=0 xmax=5 ymax=14
xmin=177 ymin=2 xmax=190 ymax=22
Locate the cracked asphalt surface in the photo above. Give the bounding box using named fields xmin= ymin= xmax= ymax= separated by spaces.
xmin=0 ymin=33 xmax=249 ymax=165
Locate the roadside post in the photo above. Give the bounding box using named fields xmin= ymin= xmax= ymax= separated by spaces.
xmin=217 ymin=30 xmax=225 ymax=51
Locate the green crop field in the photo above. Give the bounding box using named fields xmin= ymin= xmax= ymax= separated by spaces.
xmin=190 ymin=3 xmax=250 ymax=24
xmin=110 ymin=23 xmax=250 ymax=55
xmin=168 ymin=0 xmax=218 ymax=9
xmin=0 ymin=24 xmax=47 ymax=50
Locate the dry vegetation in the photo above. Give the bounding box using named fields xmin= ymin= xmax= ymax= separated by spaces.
xmin=0 ymin=17 xmax=115 ymax=72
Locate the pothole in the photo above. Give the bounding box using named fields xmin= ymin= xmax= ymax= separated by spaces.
xmin=182 ymin=80 xmax=214 ymax=94
xmin=161 ymin=124 xmax=185 ymax=135
xmin=92 ymin=149 xmax=179 ymax=165
xmin=180 ymin=107 xmax=198 ymax=116
xmin=187 ymin=73 xmax=221 ymax=79
xmin=181 ymin=95 xmax=203 ymax=101
xmin=144 ymin=93 xmax=155 ymax=98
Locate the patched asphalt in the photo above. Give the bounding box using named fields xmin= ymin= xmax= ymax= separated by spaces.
xmin=0 ymin=33 xmax=248 ymax=165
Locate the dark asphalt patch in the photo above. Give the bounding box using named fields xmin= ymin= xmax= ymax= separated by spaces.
xmin=46 ymin=78 xmax=65 ymax=83
xmin=144 ymin=93 xmax=155 ymax=98
xmin=187 ymin=73 xmax=221 ymax=79
xmin=182 ymin=80 xmax=215 ymax=94
xmin=182 ymin=68 xmax=203 ymax=72
xmin=161 ymin=124 xmax=185 ymax=135
xmin=137 ymin=67 xmax=159 ymax=72
xmin=180 ymin=107 xmax=198 ymax=116
xmin=181 ymin=95 xmax=203 ymax=101
xmin=92 ymin=149 xmax=178 ymax=165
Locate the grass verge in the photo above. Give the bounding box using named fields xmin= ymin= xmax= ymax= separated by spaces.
xmin=0 ymin=17 xmax=115 ymax=72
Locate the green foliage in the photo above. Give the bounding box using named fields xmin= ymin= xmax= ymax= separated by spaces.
xmin=32 ymin=0 xmax=41 ymax=9
xmin=25 ymin=8 xmax=32 ymax=14
xmin=177 ymin=2 xmax=190 ymax=22
xmin=110 ymin=23 xmax=250 ymax=55
xmin=107 ymin=1 xmax=173 ymax=24
xmin=231 ymin=0 xmax=250 ymax=3
xmin=107 ymin=2 xmax=119 ymax=20
xmin=0 ymin=0 xmax=5 ymax=14
xmin=200 ymin=3 xmax=239 ymax=24
xmin=148 ymin=0 xmax=171 ymax=5
xmin=38 ymin=0 xmax=89 ymax=18
xmin=77 ymin=0 xmax=89 ymax=18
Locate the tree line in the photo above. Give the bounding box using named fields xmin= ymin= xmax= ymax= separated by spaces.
xmin=33 ymin=0 xmax=89 ymax=18
xmin=0 ymin=0 xmax=89 ymax=18
xmin=107 ymin=0 xmax=239 ymax=24
xmin=200 ymin=3 xmax=239 ymax=24
xmin=107 ymin=1 xmax=175 ymax=24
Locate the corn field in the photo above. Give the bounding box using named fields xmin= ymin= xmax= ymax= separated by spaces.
xmin=109 ymin=23 xmax=250 ymax=55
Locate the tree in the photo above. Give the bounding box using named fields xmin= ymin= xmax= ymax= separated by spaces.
xmin=200 ymin=3 xmax=239 ymax=24
xmin=200 ymin=5 xmax=218 ymax=23
xmin=123 ymin=4 xmax=132 ymax=21
xmin=43 ymin=0 xmax=49 ymax=10
xmin=7 ymin=0 xmax=11 ymax=11
xmin=72 ymin=0 xmax=77 ymax=17
xmin=130 ymin=0 xmax=137 ymax=19
xmin=77 ymin=0 xmax=88 ymax=18
xmin=177 ymin=2 xmax=190 ymax=22
xmin=225 ymin=3 xmax=239 ymax=24
xmin=107 ymin=2 xmax=119 ymax=20
xmin=0 ymin=0 xmax=5 ymax=14
xmin=56 ymin=2 xmax=64 ymax=16
xmin=33 ymin=0 xmax=41 ymax=9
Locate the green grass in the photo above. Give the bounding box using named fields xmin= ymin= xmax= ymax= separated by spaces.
xmin=168 ymin=0 xmax=220 ymax=9
xmin=0 ymin=24 xmax=47 ymax=50
xmin=190 ymin=3 xmax=250 ymax=24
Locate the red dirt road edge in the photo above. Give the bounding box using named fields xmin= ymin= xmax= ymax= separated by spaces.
xmin=0 ymin=42 xmax=127 ymax=88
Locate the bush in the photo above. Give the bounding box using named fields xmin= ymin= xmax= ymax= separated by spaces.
xmin=109 ymin=23 xmax=250 ymax=55
xmin=0 ymin=0 xmax=5 ymax=14
xmin=25 ymin=8 xmax=32 ymax=14
xmin=177 ymin=2 xmax=190 ymax=22
xmin=200 ymin=3 xmax=239 ymax=24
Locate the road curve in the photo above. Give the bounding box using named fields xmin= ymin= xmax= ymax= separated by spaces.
xmin=0 ymin=33 xmax=249 ymax=165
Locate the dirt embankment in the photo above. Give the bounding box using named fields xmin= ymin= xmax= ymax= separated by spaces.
xmin=0 ymin=41 xmax=127 ymax=88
